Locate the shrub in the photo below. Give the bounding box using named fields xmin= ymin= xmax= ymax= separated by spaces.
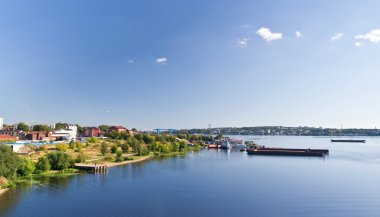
xmin=100 ymin=142 xmax=109 ymax=156
xmin=39 ymin=145 xmax=48 ymax=151
xmin=120 ymin=143 xmax=130 ymax=153
xmin=0 ymin=145 xmax=23 ymax=179
xmin=115 ymin=151 xmax=123 ymax=162
xmin=110 ymin=144 xmax=118 ymax=154
xmin=56 ymin=143 xmax=68 ymax=152
xmin=35 ymin=157 xmax=51 ymax=174
xmin=0 ymin=177 xmax=8 ymax=189
xmin=17 ymin=158 xmax=36 ymax=176
xmin=76 ymin=152 xmax=87 ymax=163
xmin=87 ymin=137 xmax=99 ymax=143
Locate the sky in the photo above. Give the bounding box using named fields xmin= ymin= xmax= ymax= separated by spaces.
xmin=1 ymin=0 xmax=380 ymax=130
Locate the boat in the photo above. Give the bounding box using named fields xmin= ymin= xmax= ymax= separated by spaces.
xmin=246 ymin=147 xmax=329 ymax=157
xmin=331 ymin=139 xmax=365 ymax=143
xmin=231 ymin=143 xmax=249 ymax=149
xmin=207 ymin=143 xmax=218 ymax=149
xmin=220 ymin=141 xmax=231 ymax=149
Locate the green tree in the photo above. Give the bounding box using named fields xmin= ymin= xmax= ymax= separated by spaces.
xmin=35 ymin=157 xmax=51 ymax=174
xmin=120 ymin=143 xmax=130 ymax=153
xmin=98 ymin=125 xmax=109 ymax=132
xmin=17 ymin=122 xmax=29 ymax=131
xmin=54 ymin=123 xmax=67 ymax=130
xmin=110 ymin=144 xmax=118 ymax=154
xmin=100 ymin=143 xmax=109 ymax=156
xmin=17 ymin=158 xmax=36 ymax=176
xmin=47 ymin=152 xmax=72 ymax=170
xmin=76 ymin=152 xmax=86 ymax=163
xmin=0 ymin=145 xmax=23 ymax=179
xmin=115 ymin=151 xmax=123 ymax=162
xmin=32 ymin=125 xmax=50 ymax=131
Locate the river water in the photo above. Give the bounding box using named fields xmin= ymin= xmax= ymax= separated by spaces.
xmin=1 ymin=136 xmax=380 ymax=217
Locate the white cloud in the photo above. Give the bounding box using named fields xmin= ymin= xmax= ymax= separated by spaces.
xmin=156 ymin=57 xmax=167 ymax=64
xmin=127 ymin=59 xmax=135 ymax=63
xmin=355 ymin=29 xmax=380 ymax=43
xmin=295 ymin=31 xmax=302 ymax=38
xmin=355 ymin=42 xmax=362 ymax=47
xmin=236 ymin=38 xmax=248 ymax=48
xmin=331 ymin=33 xmax=344 ymax=41
xmin=256 ymin=27 xmax=283 ymax=42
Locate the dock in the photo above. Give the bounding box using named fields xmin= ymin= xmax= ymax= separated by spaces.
xmin=74 ymin=164 xmax=108 ymax=173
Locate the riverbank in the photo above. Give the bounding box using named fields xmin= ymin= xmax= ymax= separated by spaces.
xmin=0 ymin=188 xmax=8 ymax=196
xmin=75 ymin=155 xmax=153 ymax=169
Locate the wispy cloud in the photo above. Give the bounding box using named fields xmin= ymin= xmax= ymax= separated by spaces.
xmin=295 ymin=31 xmax=302 ymax=38
xmin=236 ymin=38 xmax=249 ymax=48
xmin=156 ymin=57 xmax=167 ymax=64
xmin=331 ymin=33 xmax=344 ymax=41
xmin=127 ymin=59 xmax=135 ymax=64
xmin=355 ymin=29 xmax=380 ymax=43
xmin=355 ymin=42 xmax=362 ymax=47
xmin=256 ymin=27 xmax=283 ymax=42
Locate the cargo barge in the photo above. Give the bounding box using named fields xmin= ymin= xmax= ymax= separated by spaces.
xmin=331 ymin=139 xmax=365 ymax=143
xmin=246 ymin=147 xmax=329 ymax=157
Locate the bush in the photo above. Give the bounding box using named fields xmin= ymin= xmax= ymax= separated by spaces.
xmin=100 ymin=142 xmax=109 ymax=156
xmin=110 ymin=144 xmax=118 ymax=154
xmin=35 ymin=157 xmax=51 ymax=174
xmin=39 ymin=145 xmax=48 ymax=151
xmin=17 ymin=158 xmax=36 ymax=176
xmin=0 ymin=176 xmax=8 ymax=189
xmin=87 ymin=137 xmax=99 ymax=143
xmin=120 ymin=143 xmax=130 ymax=153
xmin=115 ymin=151 xmax=123 ymax=162
xmin=56 ymin=143 xmax=68 ymax=152
xmin=103 ymin=153 xmax=113 ymax=161
xmin=47 ymin=152 xmax=72 ymax=170
xmin=76 ymin=152 xmax=86 ymax=163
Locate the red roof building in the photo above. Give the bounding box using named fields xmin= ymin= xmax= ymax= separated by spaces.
xmin=109 ymin=126 xmax=127 ymax=133
xmin=85 ymin=127 xmax=101 ymax=137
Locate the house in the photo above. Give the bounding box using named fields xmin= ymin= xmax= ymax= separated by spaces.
xmin=0 ymin=135 xmax=17 ymax=142
xmin=51 ymin=125 xmax=77 ymax=141
xmin=85 ymin=127 xmax=101 ymax=137
xmin=109 ymin=126 xmax=127 ymax=133
xmin=0 ymin=130 xmax=23 ymax=140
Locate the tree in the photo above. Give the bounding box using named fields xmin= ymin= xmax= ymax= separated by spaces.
xmin=17 ymin=158 xmax=36 ymax=176
xmin=55 ymin=123 xmax=67 ymax=130
xmin=0 ymin=145 xmax=23 ymax=179
xmin=100 ymin=143 xmax=109 ymax=156
xmin=57 ymin=143 xmax=68 ymax=152
xmin=17 ymin=122 xmax=29 ymax=131
xmin=35 ymin=157 xmax=51 ymax=174
xmin=98 ymin=125 xmax=109 ymax=132
xmin=33 ymin=125 xmax=50 ymax=131
xmin=47 ymin=152 xmax=72 ymax=170
xmin=110 ymin=144 xmax=118 ymax=154
xmin=120 ymin=143 xmax=130 ymax=153
xmin=115 ymin=151 xmax=123 ymax=162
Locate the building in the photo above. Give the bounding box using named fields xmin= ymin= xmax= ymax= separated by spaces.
xmin=10 ymin=144 xmax=33 ymax=154
xmin=23 ymin=131 xmax=52 ymax=141
xmin=51 ymin=125 xmax=77 ymax=141
xmin=84 ymin=127 xmax=101 ymax=137
xmin=0 ymin=135 xmax=17 ymax=142
xmin=0 ymin=117 xmax=3 ymax=130
xmin=109 ymin=126 xmax=127 ymax=133
xmin=0 ymin=130 xmax=23 ymax=140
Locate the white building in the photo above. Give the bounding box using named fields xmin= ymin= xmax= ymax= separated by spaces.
xmin=0 ymin=117 xmax=3 ymax=130
xmin=51 ymin=125 xmax=77 ymax=141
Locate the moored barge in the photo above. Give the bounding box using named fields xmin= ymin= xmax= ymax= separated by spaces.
xmin=246 ymin=147 xmax=329 ymax=157
xmin=331 ymin=139 xmax=365 ymax=143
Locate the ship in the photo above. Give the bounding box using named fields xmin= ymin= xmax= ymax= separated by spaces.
xmin=331 ymin=139 xmax=365 ymax=143
xmin=246 ymin=147 xmax=329 ymax=157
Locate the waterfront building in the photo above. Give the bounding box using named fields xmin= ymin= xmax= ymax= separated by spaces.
xmin=85 ymin=127 xmax=101 ymax=137
xmin=109 ymin=126 xmax=127 ymax=133
xmin=52 ymin=125 xmax=77 ymax=141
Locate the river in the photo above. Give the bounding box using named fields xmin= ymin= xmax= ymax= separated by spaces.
xmin=1 ymin=136 xmax=380 ymax=217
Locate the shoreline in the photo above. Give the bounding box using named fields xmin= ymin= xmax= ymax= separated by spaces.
xmin=0 ymin=188 xmax=8 ymax=196
xmin=75 ymin=155 xmax=153 ymax=169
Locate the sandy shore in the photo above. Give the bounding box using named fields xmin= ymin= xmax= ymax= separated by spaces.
xmin=75 ymin=155 xmax=153 ymax=168
xmin=0 ymin=188 xmax=8 ymax=196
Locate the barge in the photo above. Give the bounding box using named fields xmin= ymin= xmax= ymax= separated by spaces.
xmin=246 ymin=147 xmax=329 ymax=157
xmin=331 ymin=139 xmax=365 ymax=143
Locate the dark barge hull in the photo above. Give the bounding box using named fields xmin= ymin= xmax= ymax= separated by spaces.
xmin=247 ymin=148 xmax=328 ymax=157
xmin=331 ymin=139 xmax=365 ymax=143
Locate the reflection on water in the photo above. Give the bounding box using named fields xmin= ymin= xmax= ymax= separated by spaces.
xmin=1 ymin=136 xmax=380 ymax=217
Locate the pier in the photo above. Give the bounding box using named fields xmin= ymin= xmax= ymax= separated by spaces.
xmin=74 ymin=164 xmax=108 ymax=173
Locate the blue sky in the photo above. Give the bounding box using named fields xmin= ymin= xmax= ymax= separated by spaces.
xmin=1 ymin=0 xmax=380 ymax=129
